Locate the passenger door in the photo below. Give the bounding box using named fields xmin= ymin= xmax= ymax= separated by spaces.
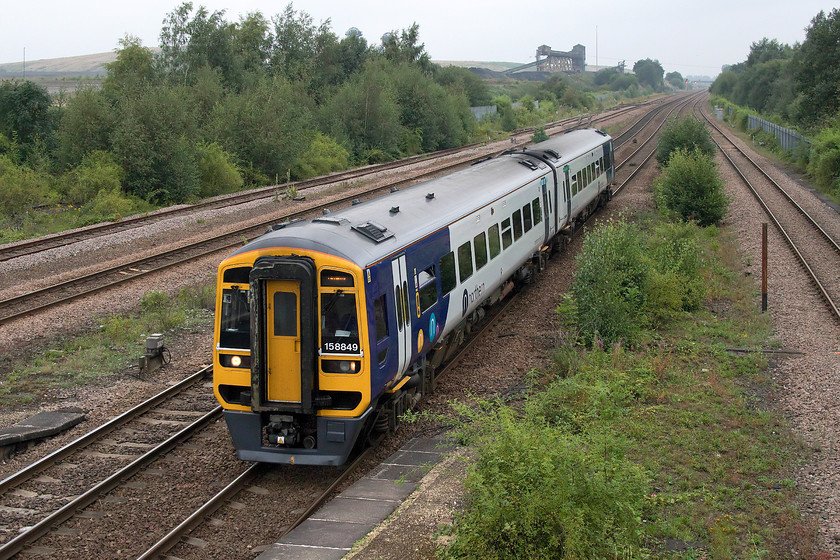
xmin=390 ymin=256 xmax=412 ymax=379
xmin=266 ymin=280 xmax=301 ymax=403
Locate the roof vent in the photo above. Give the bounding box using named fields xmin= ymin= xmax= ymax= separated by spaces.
xmin=426 ymin=192 xmax=435 ymax=200
xmin=313 ymin=216 xmax=349 ymax=225
xmin=352 ymin=198 xmax=361 ymax=205
xmin=390 ymin=206 xmax=400 ymax=214
xmin=390 ymin=186 xmax=399 ymax=193
xmin=352 ymin=221 xmax=395 ymax=243
xmin=518 ymin=159 xmax=539 ymax=171
xmin=322 ymin=208 xmax=331 ymax=215
xmin=544 ymin=149 xmax=560 ymax=160
xmin=266 ymin=218 xmax=303 ymax=233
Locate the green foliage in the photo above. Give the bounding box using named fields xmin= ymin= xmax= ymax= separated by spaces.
xmin=444 ymin=402 xmax=648 ymax=559
xmin=291 ymin=132 xmax=349 ymax=178
xmin=0 ymin=80 xmax=55 ymax=160
xmin=655 ymin=116 xmax=716 ymax=166
xmin=196 ymin=141 xmax=243 ymax=197
xmin=807 ymin=123 xmax=840 ymax=199
xmin=792 ymin=9 xmax=840 ymax=126
xmin=80 ymin=188 xmax=147 ymax=223
xmin=632 ymin=59 xmax=665 ymax=91
xmin=0 ymin=153 xmax=56 ymax=221
xmin=530 ymin=127 xmax=549 ymax=143
xmin=56 ymin=87 xmax=116 ymax=169
xmin=571 ymin=219 xmax=650 ymax=345
xmin=654 ymin=148 xmax=730 ymax=226
xmin=665 ymin=71 xmax=685 ymax=89
xmin=103 ymin=35 xmax=159 ymax=97
xmin=63 ymin=150 xmax=124 ymax=205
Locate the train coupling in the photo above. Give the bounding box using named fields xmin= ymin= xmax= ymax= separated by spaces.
xmin=266 ymin=415 xmax=316 ymax=449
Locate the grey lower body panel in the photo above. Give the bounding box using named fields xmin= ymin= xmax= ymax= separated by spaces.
xmin=223 ymin=408 xmax=373 ymax=466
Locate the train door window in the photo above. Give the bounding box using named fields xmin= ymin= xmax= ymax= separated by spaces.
xmin=458 ymin=241 xmax=473 ymax=282
xmin=395 ymin=284 xmax=404 ymax=332
xmin=418 ymin=266 xmax=438 ymax=312
xmin=522 ymin=203 xmax=532 ymax=233
xmin=274 ymin=292 xmax=298 ymax=337
xmin=374 ymin=295 xmax=389 ymax=341
xmin=440 ymin=252 xmax=456 ymax=294
xmin=513 ymin=210 xmax=523 ymax=241
xmin=488 ymin=224 xmax=501 ymax=259
xmin=474 ymin=232 xmax=488 ymax=270
xmin=501 ymin=218 xmax=513 ymax=249
xmin=532 ymin=198 xmax=542 ymax=225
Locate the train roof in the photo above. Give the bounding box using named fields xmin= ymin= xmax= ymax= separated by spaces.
xmin=228 ymin=129 xmax=611 ymax=269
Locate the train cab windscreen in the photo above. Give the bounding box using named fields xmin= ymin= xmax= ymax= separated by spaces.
xmin=220 ymin=287 xmax=250 ymax=349
xmin=320 ymin=291 xmax=360 ymax=355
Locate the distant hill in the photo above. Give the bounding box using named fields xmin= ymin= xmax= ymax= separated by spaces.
xmin=0 ymin=52 xmax=117 ymax=77
xmin=434 ymin=60 xmax=523 ymax=72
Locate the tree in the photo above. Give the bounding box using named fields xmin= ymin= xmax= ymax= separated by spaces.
xmin=380 ymin=23 xmax=433 ymax=74
xmin=56 ymin=87 xmax=116 ymax=169
xmin=632 ymin=59 xmax=665 ymax=90
xmin=104 ymin=36 xmax=158 ymax=98
xmin=654 ymin=148 xmax=729 ymax=226
xmin=792 ymin=8 xmax=840 ymax=125
xmin=270 ymin=3 xmax=335 ymax=84
xmin=0 ymin=80 xmax=54 ymax=154
xmin=746 ymin=37 xmax=793 ymax=67
xmin=665 ymin=71 xmax=685 ymax=89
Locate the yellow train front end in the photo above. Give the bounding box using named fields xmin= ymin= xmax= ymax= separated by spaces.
xmin=213 ymin=246 xmax=374 ymax=465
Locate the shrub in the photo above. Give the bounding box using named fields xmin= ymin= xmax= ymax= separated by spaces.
xmin=531 ymin=127 xmax=549 ymax=143
xmin=570 ymin=219 xmax=649 ymax=346
xmin=444 ymin=403 xmax=648 ymax=559
xmin=64 ymin=150 xmax=124 ymax=205
xmin=656 ymin=116 xmax=716 ymax=166
xmin=291 ymin=133 xmax=350 ymax=179
xmin=654 ymin=148 xmax=730 ymax=226
xmin=0 ymin=153 xmax=56 ymax=221
xmin=196 ymin=141 xmax=243 ymax=198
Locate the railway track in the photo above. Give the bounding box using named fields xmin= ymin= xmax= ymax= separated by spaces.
xmin=0 ymin=96 xmax=684 ymax=558
xmin=0 ymin=367 xmax=221 ymax=558
xmin=0 ymin=102 xmax=653 ymax=326
xmin=697 ymin=99 xmax=840 ymax=323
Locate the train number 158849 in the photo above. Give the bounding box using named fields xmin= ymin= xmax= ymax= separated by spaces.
xmin=322 ymin=342 xmax=360 ymax=353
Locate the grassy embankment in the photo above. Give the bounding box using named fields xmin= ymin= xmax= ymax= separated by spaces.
xmin=438 ymin=215 xmax=816 ymax=559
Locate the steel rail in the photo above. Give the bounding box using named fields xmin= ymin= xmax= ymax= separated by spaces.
xmin=0 ymin=406 xmax=222 ymax=560
xmin=697 ymin=101 xmax=840 ymax=323
xmin=0 ymin=365 xmax=212 ymax=495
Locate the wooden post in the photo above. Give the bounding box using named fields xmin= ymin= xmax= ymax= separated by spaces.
xmin=762 ymin=223 xmax=768 ymax=312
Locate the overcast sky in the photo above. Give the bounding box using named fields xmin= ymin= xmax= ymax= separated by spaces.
xmin=1 ymin=0 xmax=835 ymax=77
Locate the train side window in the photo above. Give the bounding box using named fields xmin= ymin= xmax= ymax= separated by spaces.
xmin=488 ymin=224 xmax=501 ymax=259
xmin=474 ymin=232 xmax=488 ymax=270
xmin=374 ymin=295 xmax=389 ymax=341
xmin=513 ymin=210 xmax=523 ymax=241
xmin=522 ymin=203 xmax=532 ymax=233
xmin=590 ymin=163 xmax=595 ymax=183
xmin=418 ymin=266 xmax=438 ymax=312
xmin=458 ymin=241 xmax=473 ymax=282
xmin=576 ymin=171 xmax=583 ymax=193
xmin=501 ymin=218 xmax=512 ymax=249
xmin=532 ymin=198 xmax=542 ymax=225
xmin=440 ymin=252 xmax=456 ymax=294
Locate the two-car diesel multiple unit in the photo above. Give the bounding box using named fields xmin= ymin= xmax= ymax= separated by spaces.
xmin=213 ymin=129 xmax=615 ymax=465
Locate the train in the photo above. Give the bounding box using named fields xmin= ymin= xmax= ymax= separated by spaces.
xmin=212 ymin=128 xmax=615 ymax=465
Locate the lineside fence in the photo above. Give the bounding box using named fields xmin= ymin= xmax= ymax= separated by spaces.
xmin=747 ymin=115 xmax=811 ymax=153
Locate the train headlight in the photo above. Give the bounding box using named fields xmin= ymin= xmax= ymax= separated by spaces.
xmin=321 ymin=359 xmax=361 ymax=374
xmin=221 ymin=354 xmax=250 ymax=369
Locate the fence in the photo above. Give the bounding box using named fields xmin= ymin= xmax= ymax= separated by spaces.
xmin=470 ymin=105 xmax=497 ymax=120
xmin=747 ymin=115 xmax=811 ymax=153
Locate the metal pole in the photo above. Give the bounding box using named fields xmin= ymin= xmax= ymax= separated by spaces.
xmin=762 ymin=223 xmax=768 ymax=312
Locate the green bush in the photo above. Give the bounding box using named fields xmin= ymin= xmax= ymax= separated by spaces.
xmin=445 ymin=403 xmax=648 ymax=559
xmin=291 ymin=133 xmax=350 ymax=179
xmin=655 ymin=116 xmax=716 ymax=166
xmin=807 ymin=124 xmax=840 ymax=199
xmin=570 ymin=219 xmax=649 ymax=345
xmin=64 ymin=150 xmax=124 ymax=205
xmin=197 ymin=141 xmax=243 ymax=198
xmin=654 ymin=148 xmax=730 ymax=226
xmin=0 ymin=153 xmax=56 ymax=221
